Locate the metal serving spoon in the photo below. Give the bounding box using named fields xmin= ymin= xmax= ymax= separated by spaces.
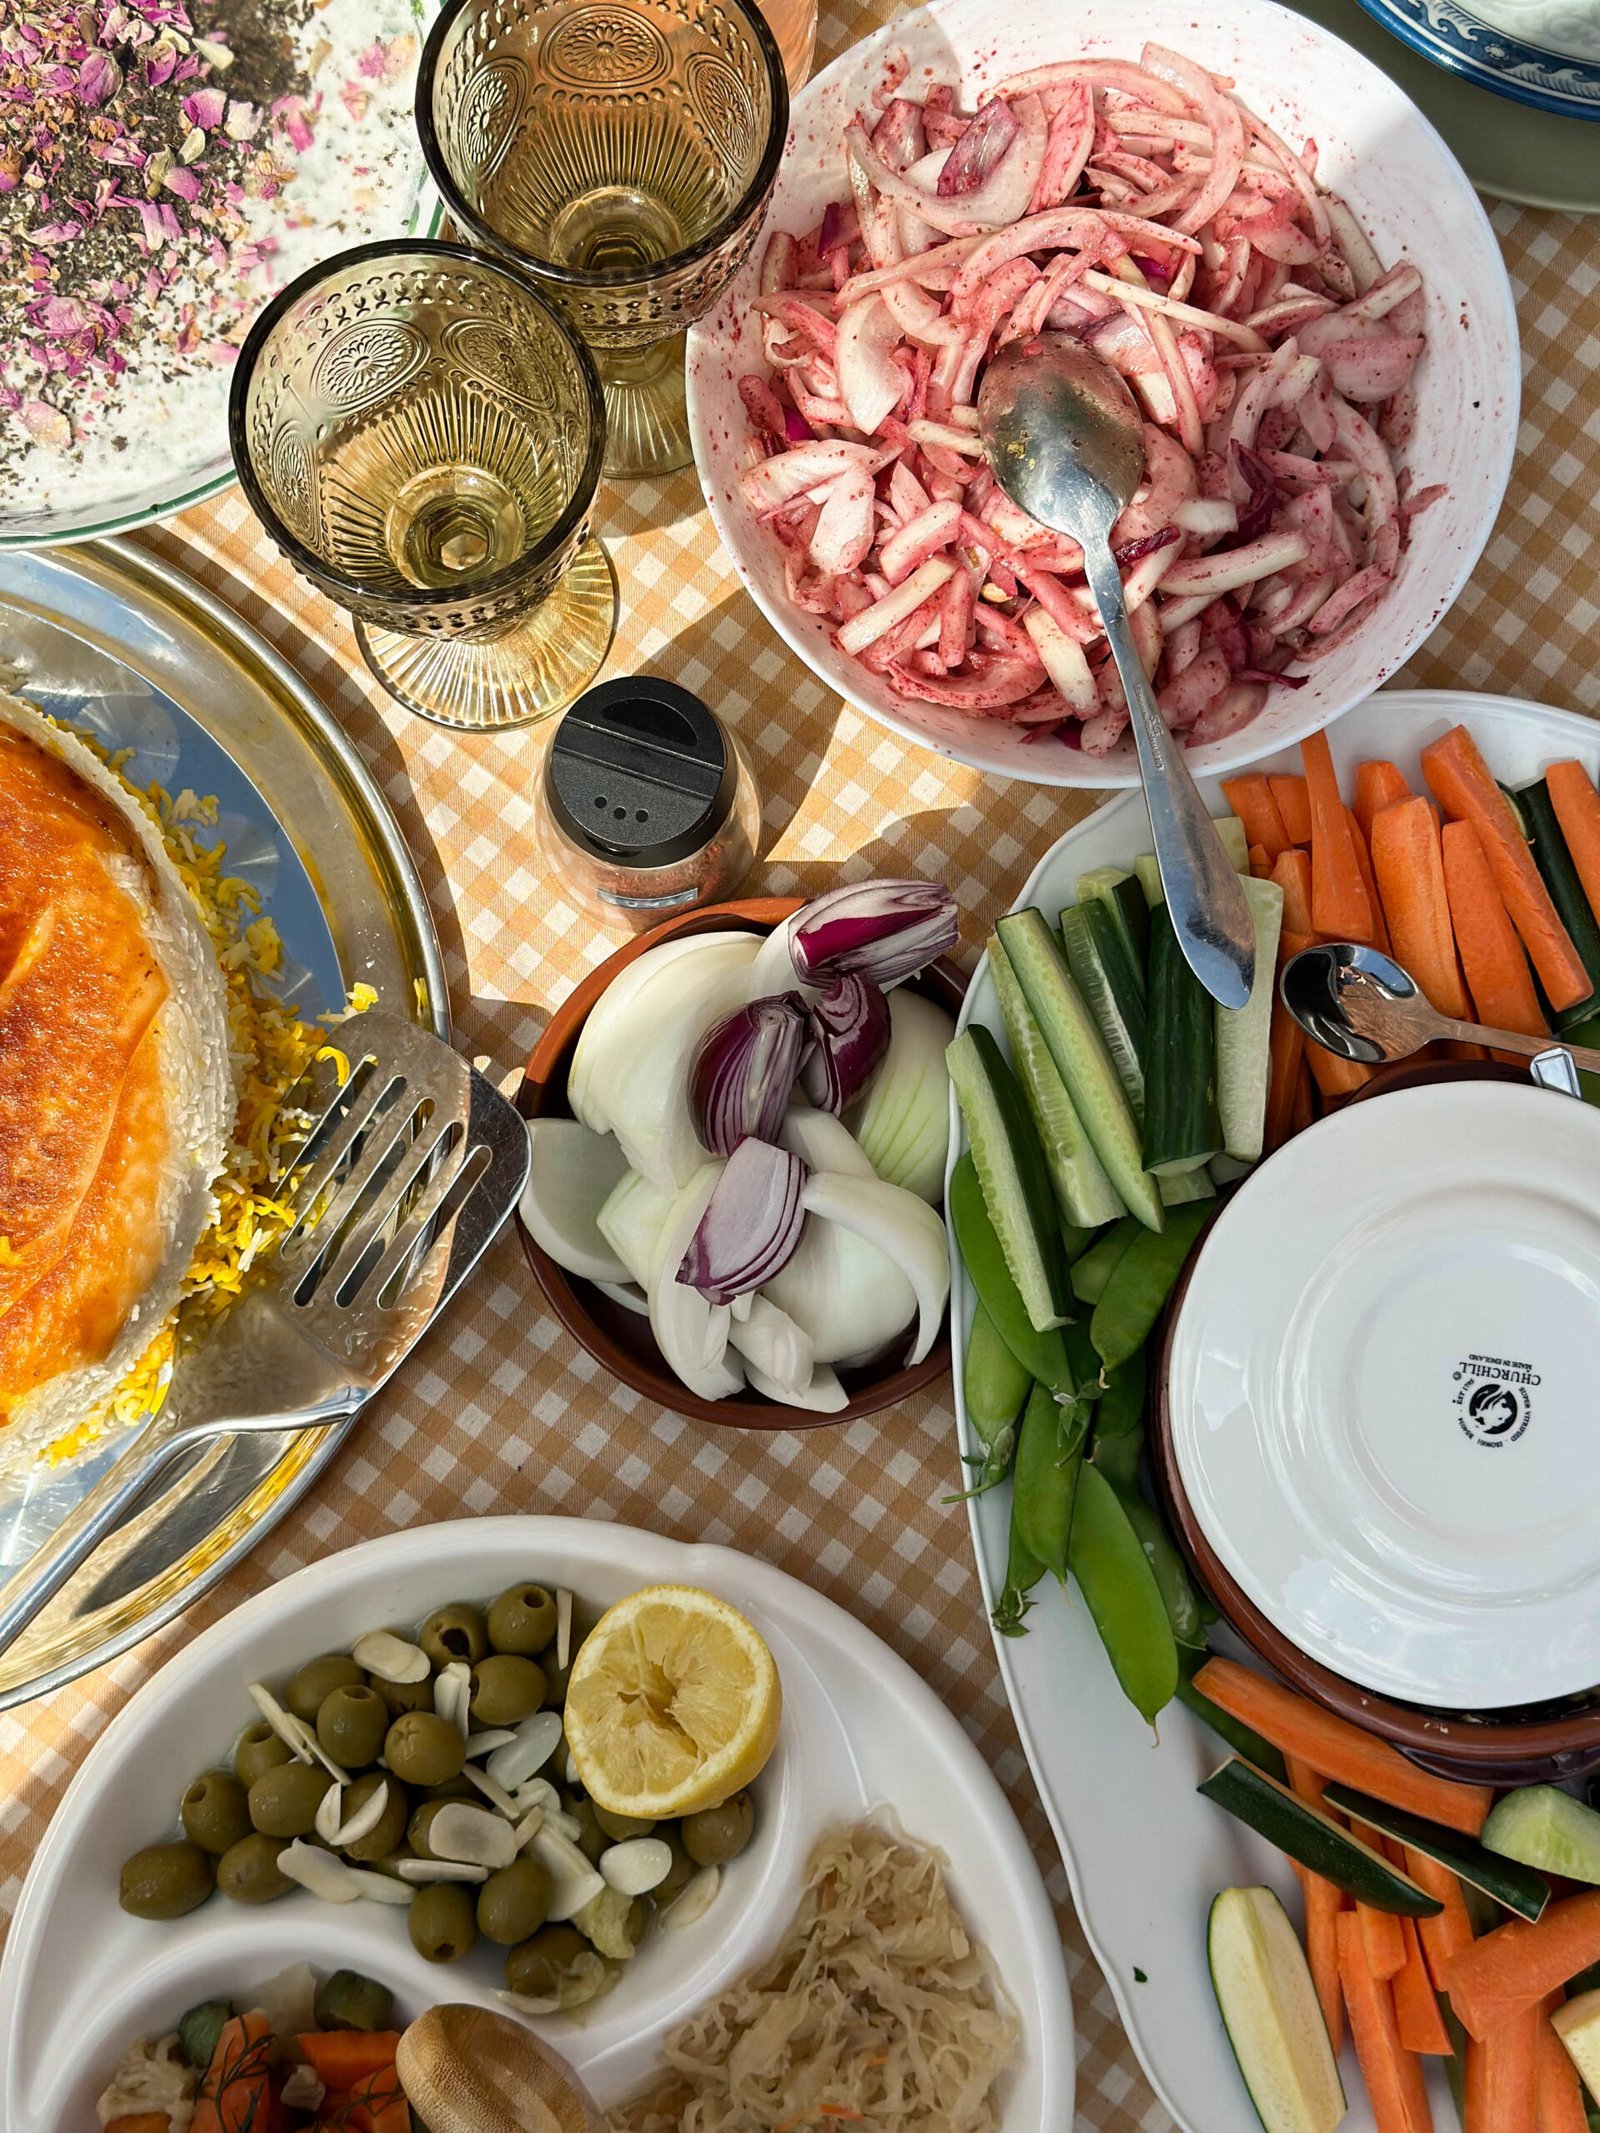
xmin=977 ymin=332 xmax=1256 ymax=1010
xmin=1282 ymin=940 xmax=1600 ymax=1080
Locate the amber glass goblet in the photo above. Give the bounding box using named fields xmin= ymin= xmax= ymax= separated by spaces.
xmin=229 ymin=239 xmax=615 ymax=730
xmin=418 ymin=0 xmax=788 ymax=481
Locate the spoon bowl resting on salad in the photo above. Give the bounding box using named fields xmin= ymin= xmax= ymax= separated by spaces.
xmin=685 ymin=0 xmax=1518 ymax=790
xmin=516 ymin=899 xmax=966 ymax=1429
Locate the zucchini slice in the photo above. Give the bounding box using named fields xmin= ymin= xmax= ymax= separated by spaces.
xmin=1482 ymin=1785 xmax=1600 ymax=1892
xmin=947 ymin=1032 xmax=1072 ymax=1334
xmin=1198 ymin=1758 xmax=1443 ymax=1917
xmin=1551 ymin=1990 xmax=1600 ymax=2107
xmin=1143 ymin=902 xmax=1224 ymax=1177
xmin=1209 ymin=1886 xmax=1346 ymax=2133
xmin=1176 ymin=1669 xmax=1288 ymax=1786
xmin=1060 ymin=901 xmax=1148 ymax=1116
xmin=1324 ymin=1783 xmax=1550 ymax=1921
xmin=988 ymin=934 xmax=1125 ymax=1230
xmin=1215 ymin=877 xmax=1285 ymax=1165
xmin=995 ymin=910 xmax=1164 ymax=1232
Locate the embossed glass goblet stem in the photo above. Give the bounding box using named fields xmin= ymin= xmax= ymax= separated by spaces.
xmin=229 ymin=239 xmax=615 ymax=731
xmin=418 ymin=0 xmax=788 ymax=482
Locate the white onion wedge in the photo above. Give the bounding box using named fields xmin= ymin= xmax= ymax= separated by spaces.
xmin=800 ymin=1171 xmax=949 ymax=1366
xmin=519 ymin=1118 xmax=631 ymax=1284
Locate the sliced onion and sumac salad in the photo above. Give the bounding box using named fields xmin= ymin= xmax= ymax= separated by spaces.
xmin=736 ymin=45 xmax=1442 ymax=755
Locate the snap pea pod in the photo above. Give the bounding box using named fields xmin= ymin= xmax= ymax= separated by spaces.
xmin=957 ymin=1301 xmax=1032 ymax=1496
xmin=950 ymin=1154 xmax=1078 ymax=1400
xmin=1089 ymin=1353 xmax=1145 ymax=1494
xmin=1090 ymin=1200 xmax=1212 ymax=1370
xmin=1013 ymin=1381 xmax=1088 ymax=1585
xmin=1120 ymin=1490 xmax=1207 ymax=1650
xmin=1067 ymin=1463 xmax=1178 ymax=1724
xmin=993 ymin=1521 xmax=1045 ymax=1639
xmin=1070 ymin=1216 xmax=1141 ymax=1307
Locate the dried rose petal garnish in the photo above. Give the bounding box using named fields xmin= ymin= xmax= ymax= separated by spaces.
xmin=737 ymin=43 xmax=1434 ymax=755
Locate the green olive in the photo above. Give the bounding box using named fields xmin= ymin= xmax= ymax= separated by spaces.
xmin=341 ymin=1771 xmax=411 ymax=1862
xmin=217 ymin=1832 xmax=293 ymax=1905
xmin=376 ymin=1670 xmax=435 ymax=1717
xmin=593 ymin=1805 xmax=656 ymax=1842
xmin=119 ymin=1841 xmax=215 ymax=1920
xmin=419 ymin=1603 xmax=489 ymax=1671
xmin=504 ymin=1924 xmax=590 ymax=1998
xmin=407 ymin=1798 xmax=455 ymax=1860
xmin=385 ymin=1710 xmax=466 ymax=1788
xmin=477 ymin=1856 xmax=553 ymax=1946
xmin=314 ymin=1968 xmax=395 ymax=2033
xmin=234 ymin=1720 xmax=293 ymax=1787
xmin=180 ymin=1770 xmax=253 ymax=1857
xmin=248 ymin=1760 xmax=334 ymax=1838
xmin=486 ymin=1583 xmax=558 ymax=1657
xmin=421 ymin=1774 xmax=477 ymax=1804
xmin=316 ymin=1682 xmax=389 ymax=1769
xmin=469 ymin=1654 xmax=546 ymax=1727
xmin=409 ymin=1881 xmax=479 ymax=1963
xmin=564 ymin=1792 xmax=607 ymax=1865
xmin=283 ymin=1653 xmax=366 ymax=1725
xmin=654 ymin=1832 xmax=696 ymax=1907
xmin=681 ymin=1791 xmax=755 ymax=1867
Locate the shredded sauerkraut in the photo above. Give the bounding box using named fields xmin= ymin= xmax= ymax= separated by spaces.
xmin=608 ymin=1820 xmax=1019 ymax=2133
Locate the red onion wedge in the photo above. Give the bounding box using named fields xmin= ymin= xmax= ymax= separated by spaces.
xmin=790 ymin=879 xmax=960 ymax=989
xmin=678 ymin=1138 xmax=807 ymax=1305
xmin=691 ymin=994 xmax=810 ymax=1156
xmin=739 ymin=42 xmax=1432 ymax=754
xmin=800 ymin=975 xmax=891 ymax=1114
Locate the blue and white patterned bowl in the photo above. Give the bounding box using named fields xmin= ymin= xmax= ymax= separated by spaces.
xmin=1354 ymin=0 xmax=1600 ymax=117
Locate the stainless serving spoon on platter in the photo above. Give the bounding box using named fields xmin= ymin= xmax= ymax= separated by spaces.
xmin=1282 ymin=940 xmax=1597 ymax=1092
xmin=977 ymin=332 xmax=1256 ymax=1011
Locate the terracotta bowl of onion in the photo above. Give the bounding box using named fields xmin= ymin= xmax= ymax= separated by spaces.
xmin=516 ymin=890 xmax=967 ymax=1430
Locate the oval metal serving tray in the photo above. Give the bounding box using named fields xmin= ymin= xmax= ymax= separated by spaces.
xmin=0 ymin=537 xmax=447 ymax=1708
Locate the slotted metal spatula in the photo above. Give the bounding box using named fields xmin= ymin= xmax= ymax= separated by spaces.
xmin=0 ymin=1013 xmax=530 ymax=1663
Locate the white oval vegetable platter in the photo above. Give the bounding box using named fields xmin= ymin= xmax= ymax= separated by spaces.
xmin=0 ymin=1517 xmax=1072 ymax=2133
xmin=686 ymin=0 xmax=1520 ymax=790
xmin=945 ymin=687 xmax=1600 ymax=2132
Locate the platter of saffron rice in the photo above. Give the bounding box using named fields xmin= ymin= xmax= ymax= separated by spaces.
xmin=0 ymin=536 xmax=445 ymax=1705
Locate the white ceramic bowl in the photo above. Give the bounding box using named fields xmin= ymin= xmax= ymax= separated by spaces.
xmin=0 ymin=1518 xmax=1071 ymax=2133
xmin=685 ymin=0 xmax=1520 ymax=790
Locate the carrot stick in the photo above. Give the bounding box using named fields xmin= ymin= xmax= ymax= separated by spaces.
xmin=1466 ymin=2005 xmax=1540 ymax=2133
xmin=1303 ymin=729 xmax=1375 ymax=940
xmin=1444 ymin=1892 xmax=1600 ymax=2041
xmin=1306 ymin=1038 xmax=1371 ymax=1102
xmin=1290 ymin=1059 xmax=1316 ymax=1134
xmin=1421 ymin=726 xmax=1592 ymax=1011
xmin=1287 ymin=1756 xmax=1348 ymax=2051
xmin=1362 ymin=1901 xmax=1411 ymax=1981
xmin=1339 ymin=1909 xmax=1434 ymax=2133
xmin=1264 ymin=1003 xmax=1305 ymax=1154
xmin=1546 ymin=761 xmax=1600 ymax=936
xmin=1248 ymin=842 xmax=1272 ymax=879
xmin=1192 ymin=1657 xmax=1494 ymax=1836
xmin=1440 ymin=819 xmax=1547 ymax=1038
xmin=1270 ymin=773 xmax=1314 ymax=845
xmin=1346 ymin=808 xmax=1393 ymax=953
xmin=296 ymin=2032 xmax=402 ymax=2091
xmin=1394 ymin=1916 xmax=1453 ymax=2054
xmin=1355 ymin=760 xmax=1413 ymax=844
xmin=1272 ymin=847 xmax=1315 ymax=934
xmin=1405 ymin=1847 xmax=1474 ymax=1995
xmin=1370 ymin=796 xmax=1470 ymax=1019
xmin=1536 ymin=1992 xmax=1590 ymax=2133
xmin=1224 ymin=774 xmax=1293 ymax=860
xmin=193 ymin=2012 xmax=275 ymax=2133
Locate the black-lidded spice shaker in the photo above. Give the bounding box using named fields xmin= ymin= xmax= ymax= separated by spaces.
xmin=535 ymin=675 xmax=762 ymax=928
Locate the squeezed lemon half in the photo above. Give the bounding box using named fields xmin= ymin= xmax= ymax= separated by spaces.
xmin=563 ymin=1584 xmax=781 ymax=1819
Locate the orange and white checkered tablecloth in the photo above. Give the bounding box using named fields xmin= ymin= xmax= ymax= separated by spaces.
xmin=1 ymin=2 xmax=1598 ymax=2122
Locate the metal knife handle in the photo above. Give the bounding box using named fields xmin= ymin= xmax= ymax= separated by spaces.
xmin=0 ymin=1398 xmax=355 ymax=1663
xmin=1082 ymin=541 xmax=1256 ymax=1010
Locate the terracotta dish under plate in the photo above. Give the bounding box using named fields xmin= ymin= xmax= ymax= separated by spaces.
xmin=1154 ymin=1058 xmax=1600 ymax=1786
xmin=517 ymin=897 xmax=963 ymax=1429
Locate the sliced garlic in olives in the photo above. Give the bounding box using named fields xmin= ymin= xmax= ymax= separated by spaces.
xmin=513 ymin=1805 xmax=546 ymax=1851
xmin=485 ymin=1710 xmax=563 ymax=1792
xmin=556 ymin=1588 xmax=573 ymax=1672
xmin=561 ymin=1745 xmax=582 ymax=1787
xmin=462 ymin=1764 xmax=520 ymax=1819
xmin=428 ymin=1802 xmax=517 ymax=1870
xmin=599 ymin=1837 xmax=673 ymax=1896
xmin=351 ymin=1630 xmax=430 ymax=1684
xmin=465 ymin=1729 xmax=518 ymax=1761
xmin=510 ymin=1776 xmax=561 ymax=1820
xmin=532 ymin=1825 xmax=605 ymax=1922
xmin=346 ymin=1868 xmax=414 ymax=1908
xmin=279 ymin=1840 xmax=362 ymax=1904
xmin=313 ymin=1782 xmax=346 ymax=1845
xmin=661 ymin=1865 xmax=722 ymax=1931
xmin=329 ymin=1778 xmax=391 ymax=1851
xmin=396 ymin=1858 xmax=489 ymax=1884
xmin=246 ymin=1681 xmax=348 ymax=1785
xmin=498 ymin=1989 xmax=562 ymax=2018
xmin=544 ymin=1808 xmax=584 ymax=1844
xmin=434 ymin=1660 xmax=472 ymax=1739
